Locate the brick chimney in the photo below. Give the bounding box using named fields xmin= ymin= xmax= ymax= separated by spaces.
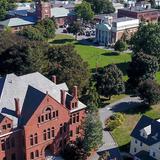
xmin=52 ymin=75 xmax=57 ymax=84
xmin=14 ymin=98 xmax=21 ymax=117
xmin=72 ymin=86 xmax=78 ymax=99
xmin=61 ymin=90 xmax=66 ymax=106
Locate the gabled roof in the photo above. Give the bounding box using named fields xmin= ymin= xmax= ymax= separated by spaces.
xmin=0 ymin=17 xmax=36 ymax=27
xmin=0 ymin=72 xmax=86 ymax=128
xmin=131 ymin=115 xmax=160 ymax=146
xmin=19 ymin=86 xmax=46 ymax=126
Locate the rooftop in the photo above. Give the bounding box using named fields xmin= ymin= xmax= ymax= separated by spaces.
xmin=113 ymin=17 xmax=138 ymax=22
xmin=119 ymin=7 xmax=159 ymax=13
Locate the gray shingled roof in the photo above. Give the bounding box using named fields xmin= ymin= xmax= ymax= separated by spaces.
xmin=0 ymin=72 xmax=87 ymax=128
xmin=131 ymin=115 xmax=160 ymax=146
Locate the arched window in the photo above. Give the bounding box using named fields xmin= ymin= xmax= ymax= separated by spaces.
xmin=34 ymin=133 xmax=38 ymax=144
xmin=35 ymin=150 xmax=39 ymax=157
xmin=51 ymin=127 xmax=55 ymax=138
xmin=43 ymin=130 xmax=47 ymax=140
xmin=30 ymin=135 xmax=33 ymax=146
xmin=30 ymin=152 xmax=34 ymax=159
xmin=47 ymin=128 xmax=51 ymax=139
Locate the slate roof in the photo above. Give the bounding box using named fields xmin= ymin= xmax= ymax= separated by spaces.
xmin=51 ymin=7 xmax=75 ymax=18
xmin=131 ymin=115 xmax=160 ymax=146
xmin=0 ymin=17 xmax=36 ymax=27
xmin=135 ymin=151 xmax=156 ymax=160
xmin=98 ymin=147 xmax=123 ymax=160
xmin=0 ymin=72 xmax=87 ymax=128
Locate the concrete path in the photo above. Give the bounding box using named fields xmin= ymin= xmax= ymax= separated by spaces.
xmin=91 ymin=96 xmax=143 ymax=160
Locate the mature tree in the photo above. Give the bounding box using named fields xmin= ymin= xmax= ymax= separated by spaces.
xmin=138 ymin=79 xmax=160 ymax=105
xmin=127 ymin=53 xmax=159 ymax=89
xmin=131 ymin=23 xmax=160 ymax=61
xmin=0 ymin=0 xmax=15 ymax=20
xmin=81 ymin=81 xmax=101 ymax=112
xmin=75 ymin=1 xmax=94 ymax=22
xmin=101 ymin=64 xmax=125 ymax=99
xmin=85 ymin=0 xmax=115 ymax=14
xmin=47 ymin=44 xmax=91 ymax=94
xmin=83 ymin=112 xmax=103 ymax=152
xmin=62 ymin=141 xmax=87 ymax=160
xmin=35 ymin=18 xmax=56 ymax=39
xmin=67 ymin=21 xmax=82 ymax=39
xmin=19 ymin=26 xmax=44 ymax=41
xmin=114 ymin=40 xmax=128 ymax=52
xmin=0 ymin=44 xmax=31 ymax=75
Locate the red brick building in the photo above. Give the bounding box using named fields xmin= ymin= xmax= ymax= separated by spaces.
xmin=118 ymin=7 xmax=160 ymax=23
xmin=0 ymin=72 xmax=86 ymax=160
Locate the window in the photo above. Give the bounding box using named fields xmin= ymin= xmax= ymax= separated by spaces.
xmin=41 ymin=115 xmax=44 ymax=122
xmin=30 ymin=135 xmax=34 ymax=146
xmin=53 ymin=112 xmax=55 ymax=118
xmin=73 ymin=114 xmax=76 ymax=123
xmin=134 ymin=148 xmax=137 ymax=153
xmin=34 ymin=133 xmax=38 ymax=144
xmin=76 ymin=127 xmax=79 ymax=134
xmin=11 ymin=153 xmax=16 ymax=160
xmin=38 ymin=116 xmax=41 ymax=123
xmin=60 ymin=124 xmax=63 ymax=135
xmin=35 ymin=150 xmax=39 ymax=157
xmin=45 ymin=114 xmax=48 ymax=121
xmin=43 ymin=130 xmax=47 ymax=140
xmin=2 ymin=125 xmax=6 ymax=130
xmin=51 ymin=127 xmax=55 ymax=138
xmin=30 ymin=152 xmax=34 ymax=159
xmin=7 ymin=124 xmax=11 ymax=128
xmin=70 ymin=131 xmax=73 ymax=137
xmin=76 ymin=113 xmax=79 ymax=122
xmin=135 ymin=139 xmax=137 ymax=144
xmin=56 ymin=110 xmax=58 ymax=117
xmin=1 ymin=139 xmax=5 ymax=150
xmin=140 ymin=142 xmax=143 ymax=146
xmin=153 ymin=152 xmax=156 ymax=157
xmin=47 ymin=128 xmax=51 ymax=139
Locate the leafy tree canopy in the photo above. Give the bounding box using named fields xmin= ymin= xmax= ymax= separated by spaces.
xmin=114 ymin=40 xmax=128 ymax=52
xmin=138 ymin=79 xmax=160 ymax=105
xmin=75 ymin=1 xmax=94 ymax=22
xmin=0 ymin=0 xmax=15 ymax=20
xmin=127 ymin=52 xmax=159 ymax=89
xmin=131 ymin=23 xmax=160 ymax=61
xmin=101 ymin=64 xmax=125 ymax=99
xmin=85 ymin=0 xmax=115 ymax=14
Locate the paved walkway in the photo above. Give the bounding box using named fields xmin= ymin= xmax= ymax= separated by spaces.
xmin=91 ymin=96 xmax=143 ymax=160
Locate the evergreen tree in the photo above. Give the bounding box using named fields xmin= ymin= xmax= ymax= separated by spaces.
xmin=83 ymin=112 xmax=103 ymax=152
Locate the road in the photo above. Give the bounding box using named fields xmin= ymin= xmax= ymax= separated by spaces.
xmin=90 ymin=96 xmax=143 ymax=160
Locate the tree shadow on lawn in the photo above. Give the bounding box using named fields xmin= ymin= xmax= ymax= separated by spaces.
xmin=91 ymin=62 xmax=130 ymax=76
xmin=111 ymin=102 xmax=151 ymax=115
xmin=119 ymin=142 xmax=130 ymax=152
xmin=51 ymin=39 xmax=75 ymax=44
xmin=101 ymin=51 xmax=120 ymax=56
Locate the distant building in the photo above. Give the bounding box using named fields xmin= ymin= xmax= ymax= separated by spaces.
xmin=130 ymin=115 xmax=160 ymax=160
xmin=0 ymin=0 xmax=75 ymax=32
xmin=95 ymin=16 xmax=139 ymax=46
xmin=0 ymin=72 xmax=86 ymax=160
xmin=118 ymin=7 xmax=160 ymax=23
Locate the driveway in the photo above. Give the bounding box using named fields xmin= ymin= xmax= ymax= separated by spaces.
xmin=91 ymin=96 xmax=143 ymax=160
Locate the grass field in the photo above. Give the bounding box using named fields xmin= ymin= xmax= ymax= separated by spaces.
xmin=111 ymin=104 xmax=160 ymax=151
xmin=51 ymin=34 xmax=160 ymax=82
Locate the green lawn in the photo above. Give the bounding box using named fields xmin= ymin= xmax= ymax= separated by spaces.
xmin=112 ymin=104 xmax=160 ymax=151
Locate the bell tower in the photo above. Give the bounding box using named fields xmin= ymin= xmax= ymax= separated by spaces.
xmin=35 ymin=0 xmax=51 ymax=20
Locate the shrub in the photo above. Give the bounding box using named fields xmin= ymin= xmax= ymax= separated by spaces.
xmin=114 ymin=40 xmax=128 ymax=52
xmin=105 ymin=113 xmax=125 ymax=131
